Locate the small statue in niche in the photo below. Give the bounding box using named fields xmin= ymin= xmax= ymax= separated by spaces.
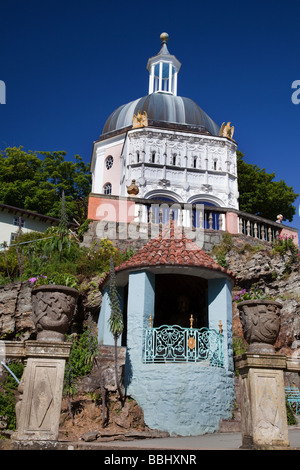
xmin=132 ymin=110 xmax=148 ymax=128
xmin=219 ymin=122 xmax=235 ymax=140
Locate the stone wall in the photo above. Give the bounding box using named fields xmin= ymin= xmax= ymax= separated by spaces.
xmin=1 ymin=233 xmax=300 ymax=381
xmin=0 ymin=278 xmax=103 ymax=340
xmin=0 ymin=281 xmax=35 ymax=340
xmin=1 ymin=234 xmax=300 ymax=355
xmin=225 ymin=246 xmax=300 ymax=356
xmin=83 ymin=220 xmax=223 ymax=253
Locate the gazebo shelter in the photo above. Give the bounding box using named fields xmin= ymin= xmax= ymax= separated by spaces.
xmin=98 ymin=224 xmax=236 ymax=435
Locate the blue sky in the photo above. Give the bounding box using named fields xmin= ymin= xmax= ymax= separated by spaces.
xmin=1 ymin=0 xmax=300 ymax=231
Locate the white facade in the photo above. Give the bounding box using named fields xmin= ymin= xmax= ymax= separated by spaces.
xmin=91 ymin=127 xmax=239 ymax=209
xmin=90 ymin=33 xmax=239 ymax=210
xmin=0 ymin=205 xmax=60 ymax=246
xmin=122 ymin=128 xmax=238 ymax=207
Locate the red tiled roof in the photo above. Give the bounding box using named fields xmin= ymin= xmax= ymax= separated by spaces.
xmin=114 ymin=224 xmax=234 ymax=279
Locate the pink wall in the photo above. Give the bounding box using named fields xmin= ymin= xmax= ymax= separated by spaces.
xmin=225 ymin=212 xmax=238 ymax=234
xmin=102 ymin=143 xmax=123 ymax=196
xmin=88 ymin=196 xmax=136 ymax=223
xmin=280 ymin=227 xmax=299 ymax=247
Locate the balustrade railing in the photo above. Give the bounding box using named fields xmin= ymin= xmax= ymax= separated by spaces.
xmin=89 ymin=194 xmax=298 ymax=245
xmin=135 ymin=200 xmax=292 ymax=243
xmin=238 ymin=213 xmax=280 ymax=243
xmin=135 ymin=201 xmax=225 ymax=231
xmin=144 ymin=324 xmax=224 ymax=367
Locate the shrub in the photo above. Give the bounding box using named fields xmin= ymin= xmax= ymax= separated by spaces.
xmin=212 ymin=232 xmax=233 ymax=269
xmin=286 ymin=400 xmax=297 ymax=425
xmin=216 ymin=251 xmax=228 ymax=269
xmin=76 ymin=239 xmax=123 ymax=276
xmin=0 ymin=361 xmax=24 ymax=433
xmin=233 ymin=336 xmax=247 ymax=356
xmin=66 ymin=324 xmax=98 ymax=380
xmin=272 ymin=234 xmax=298 ymax=257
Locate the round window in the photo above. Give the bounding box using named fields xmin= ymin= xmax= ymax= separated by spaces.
xmin=105 ymin=155 xmax=114 ymax=170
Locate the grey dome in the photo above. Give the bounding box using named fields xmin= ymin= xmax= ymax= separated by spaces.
xmin=102 ymin=93 xmax=220 ymax=136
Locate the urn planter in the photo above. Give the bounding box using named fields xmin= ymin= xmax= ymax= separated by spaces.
xmin=31 ymin=285 xmax=79 ymax=342
xmin=237 ymin=299 xmax=282 ymax=354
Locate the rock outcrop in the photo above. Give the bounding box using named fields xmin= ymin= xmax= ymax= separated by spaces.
xmin=224 ymin=245 xmax=300 ymax=356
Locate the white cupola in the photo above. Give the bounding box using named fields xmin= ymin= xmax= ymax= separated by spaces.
xmin=146 ymin=32 xmax=181 ymax=96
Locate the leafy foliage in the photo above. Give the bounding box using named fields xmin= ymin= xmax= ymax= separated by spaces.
xmin=0 ymin=361 xmax=24 ymax=433
xmin=108 ymin=258 xmax=124 ymax=405
xmin=232 ymin=336 xmax=247 ymax=357
xmin=108 ymin=257 xmax=123 ymax=338
xmin=233 ymin=287 xmax=270 ymax=303
xmin=0 ymin=214 xmax=134 ymax=287
xmin=66 ymin=324 xmax=98 ymax=381
xmin=237 ymin=151 xmax=298 ymax=222
xmin=212 ymin=232 xmax=233 ymax=269
xmin=0 ymin=147 xmax=91 ymax=224
xmin=272 ymin=234 xmax=299 ymax=256
xmin=76 ymin=239 xmax=125 ymax=277
xmin=286 ymin=400 xmax=297 ymax=425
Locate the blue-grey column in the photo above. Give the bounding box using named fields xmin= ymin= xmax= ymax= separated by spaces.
xmin=208 ymin=277 xmax=233 ymax=371
xmin=123 ymin=271 xmax=235 ymax=435
xmin=97 ymin=285 xmax=124 ymax=346
xmin=124 ymin=270 xmax=155 ymax=392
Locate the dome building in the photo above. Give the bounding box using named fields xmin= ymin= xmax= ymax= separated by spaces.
xmin=92 ymin=34 xmax=239 ymax=436
xmin=89 ymin=33 xmax=239 ymax=226
xmin=91 ymin=33 xmax=298 ymax=437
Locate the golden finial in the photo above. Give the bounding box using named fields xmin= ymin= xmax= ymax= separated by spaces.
xmin=219 ymin=320 xmax=223 ymax=334
xmin=160 ymin=32 xmax=169 ymax=44
xmin=126 ymin=179 xmax=139 ymax=196
xmin=149 ymin=314 xmax=152 ymax=328
xmin=189 ymin=314 xmax=194 ymax=329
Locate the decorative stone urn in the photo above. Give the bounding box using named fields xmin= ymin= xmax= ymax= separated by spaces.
xmin=127 ymin=179 xmax=139 ymax=196
xmin=237 ymin=300 xmax=282 ymax=353
xmin=31 ymin=285 xmax=79 ymax=342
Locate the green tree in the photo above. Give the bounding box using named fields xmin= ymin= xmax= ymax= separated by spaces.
xmin=237 ymin=151 xmax=298 ymax=222
xmin=0 ymin=147 xmax=91 ymax=224
xmin=108 ymin=257 xmax=124 ymax=405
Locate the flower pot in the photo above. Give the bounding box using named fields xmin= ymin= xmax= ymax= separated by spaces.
xmin=31 ymin=285 xmax=79 ymax=342
xmin=237 ymin=299 xmax=282 ymax=354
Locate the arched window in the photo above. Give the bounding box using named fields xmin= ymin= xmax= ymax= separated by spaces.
xmin=105 ymin=155 xmax=114 ymax=170
xmin=151 ymin=151 xmax=156 ymax=163
xmin=148 ymin=196 xmax=178 ymax=224
xmin=103 ymin=182 xmax=112 ymax=195
xmin=172 ymin=154 xmax=176 ymax=165
xmin=193 ymin=156 xmax=197 ymax=169
xmin=136 ymin=151 xmax=140 ymax=163
xmin=192 ymin=201 xmax=220 ymax=230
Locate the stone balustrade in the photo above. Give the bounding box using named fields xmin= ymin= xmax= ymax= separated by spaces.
xmin=87 ymin=194 xmax=299 ymax=247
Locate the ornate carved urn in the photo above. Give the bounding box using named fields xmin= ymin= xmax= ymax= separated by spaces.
xmin=31 ymin=285 xmax=79 ymax=342
xmin=237 ymin=300 xmax=282 ymax=353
